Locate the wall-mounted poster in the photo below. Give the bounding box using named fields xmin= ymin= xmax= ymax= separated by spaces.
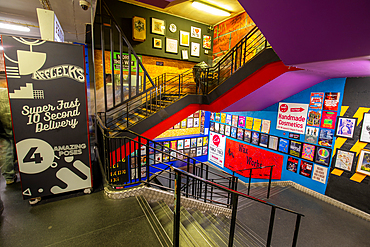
xmin=312 ymin=165 xmax=328 ymax=184
xmin=221 ymin=113 xmax=226 ymax=123
xmin=132 ymin=16 xmax=146 ymax=42
xmin=187 ymin=118 xmax=193 ymax=128
xmin=301 ymin=143 xmax=315 ymax=161
xmin=309 ymin=92 xmax=324 ymax=109
xmin=225 ymin=125 xmax=231 ymax=136
xmin=151 ymin=18 xmax=165 ymax=35
xmin=315 ymin=147 xmax=331 ymax=166
xmin=225 ymin=139 xmax=284 ymax=179
xmin=307 ymin=109 xmax=322 ymax=127
xmin=203 ymin=35 xmax=211 ymax=49
xmin=237 ymin=128 xmax=244 ymax=140
xmin=356 ymin=149 xmax=370 ymax=176
xmin=194 ymin=117 xmax=199 ymax=127
xmin=232 ymin=115 xmax=238 ymax=127
xmin=191 ymin=42 xmax=200 ymax=57
xmin=197 ymin=137 xmax=203 ymax=147
xmin=202 ymin=146 xmax=208 ymax=155
xmin=203 ymin=136 xmax=208 ymax=146
xmin=276 ymin=103 xmax=308 ymax=134
xmin=304 ymin=126 xmax=319 ymax=144
xmin=166 ymin=38 xmax=178 ymax=53
xmin=299 ymin=161 xmax=313 ymax=178
xmin=219 ymin=124 xmax=225 ymax=135
xmin=191 ymin=26 xmax=201 ymax=39
xmin=181 ymin=50 xmax=189 ymax=60
xmin=287 ymin=156 xmax=298 ymax=173
xmin=261 ymin=120 xmax=271 ymax=134
xmin=184 ymin=139 xmax=190 ymax=148
xmin=215 ymin=122 xmax=220 ymax=132
xmin=153 ymin=38 xmax=162 ymax=49
xmin=215 ymin=113 xmax=221 ymax=122
xmin=360 ymin=113 xmax=370 ymax=142
xmin=174 ymin=122 xmax=180 ymax=129
xmin=244 ymin=130 xmax=251 ymax=143
xmin=180 ymin=30 xmax=190 ymax=46
xmin=253 ymin=118 xmax=262 ymax=131
xmin=323 ymin=92 xmax=340 ymax=111
xmin=245 ymin=117 xmax=253 ymax=129
xmin=268 ymin=136 xmax=279 ymax=150
xmin=226 ymin=114 xmax=232 ymax=125
xmin=209 ymin=132 xmax=226 ymax=167
xmin=191 ymin=138 xmax=197 ymax=148
xmin=336 ymin=116 xmax=356 ymax=139
xmin=170 ymin=140 xmax=177 ymax=149
xmin=210 ymin=122 xmax=215 ymax=132
xmin=335 ymin=149 xmax=355 ymax=171
xmin=210 ymin=112 xmax=215 ymax=121
xmin=181 ymin=119 xmax=187 ymax=128
xmin=318 ymin=129 xmax=334 ymax=147
xmin=231 ymin=127 xmax=237 ymax=138
xmin=278 ymin=138 xmax=289 ymax=153
xmin=251 ymin=132 xmax=260 ymax=145
xmin=321 ymin=111 xmax=337 ymax=129
xmin=177 ymin=140 xmax=184 ymax=149
xmin=289 ymin=141 xmax=302 ymax=157
xmin=259 ymin=133 xmax=269 ymax=147
xmin=238 ymin=116 xmax=246 ymax=128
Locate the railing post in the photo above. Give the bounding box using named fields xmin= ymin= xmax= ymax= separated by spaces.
xmin=267 ymin=166 xmax=273 ymax=199
xmin=178 ymin=74 xmax=181 ymax=97
xmin=292 ymin=214 xmax=302 ymax=247
xmin=173 ymin=170 xmax=181 ymax=247
xmin=248 ymin=169 xmax=252 ymax=195
xmin=186 ymin=156 xmax=190 ymax=198
xmin=228 ymin=193 xmax=238 ymax=247
xmin=146 ymin=140 xmax=150 ymax=186
xmin=204 ymin=165 xmax=208 ymax=203
xmin=266 ymin=206 xmax=276 ymax=246
xmin=126 ymin=102 xmax=129 ymax=128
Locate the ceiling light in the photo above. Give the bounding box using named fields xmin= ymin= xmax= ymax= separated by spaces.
xmin=0 ymin=23 xmax=30 ymax=32
xmin=192 ymin=1 xmax=231 ymax=16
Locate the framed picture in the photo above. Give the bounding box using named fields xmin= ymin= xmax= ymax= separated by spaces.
xmin=191 ymin=26 xmax=201 ymax=39
xmin=181 ymin=50 xmax=188 ymax=60
xmin=299 ymin=161 xmax=313 ymax=178
xmin=166 ymin=38 xmax=178 ymax=53
xmin=153 ymin=38 xmax=162 ymax=49
xmin=278 ymin=138 xmax=289 ymax=153
xmin=301 ymin=143 xmax=315 ymax=161
xmin=268 ymin=136 xmax=279 ymax=150
xmin=151 ymin=18 xmax=165 ymax=35
xmin=335 ymin=149 xmax=355 ymax=171
xmin=336 ymin=116 xmax=357 ymax=139
xmin=191 ymin=42 xmax=200 ymax=57
xmin=287 ymin=156 xmax=298 ymax=173
xmin=356 ymin=149 xmax=370 ymax=176
xmin=251 ymin=132 xmax=260 ymax=145
xmin=360 ymin=113 xmax=370 ymax=143
xmin=180 ymin=31 xmax=190 ymax=46
xmin=259 ymin=133 xmax=269 ymax=147
xmin=289 ymin=141 xmax=302 ymax=157
xmin=314 ymin=147 xmax=331 ymax=166
xmin=237 ymin=128 xmax=244 ymax=140
xmin=318 ymin=129 xmax=334 ymax=147
xmin=244 ymin=130 xmax=251 ymax=143
xmin=225 ymin=125 xmax=231 ymax=136
xmin=231 ymin=127 xmax=237 ymax=138
xmin=203 ymin=35 xmax=211 ymax=49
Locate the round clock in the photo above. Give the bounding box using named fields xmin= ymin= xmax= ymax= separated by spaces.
xmin=169 ymin=23 xmax=177 ymax=33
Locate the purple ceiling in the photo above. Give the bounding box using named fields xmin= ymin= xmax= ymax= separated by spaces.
xmin=238 ymin=0 xmax=370 ymax=67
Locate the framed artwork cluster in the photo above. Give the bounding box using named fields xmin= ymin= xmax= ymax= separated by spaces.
xmin=169 ymin=111 xmax=201 ymax=129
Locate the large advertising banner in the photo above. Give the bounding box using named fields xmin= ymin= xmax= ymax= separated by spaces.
xmin=225 ymin=139 xmax=283 ymax=179
xmin=2 ymin=35 xmax=91 ymax=199
xmin=276 ymin=102 xmax=308 ymax=134
xmin=208 ymin=131 xmax=226 ymax=167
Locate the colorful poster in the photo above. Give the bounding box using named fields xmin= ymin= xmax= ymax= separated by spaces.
xmin=238 ymin=116 xmax=246 ymax=128
xmin=215 ymin=113 xmax=221 ymax=122
xmin=305 ymin=127 xmax=319 ymax=144
xmin=261 ymin=120 xmax=271 ymax=134
xmin=226 ymin=114 xmax=232 ymax=125
xmin=184 ymin=139 xmax=190 ymax=148
xmin=244 ymin=130 xmax=251 ymax=143
xmin=287 ymin=157 xmax=299 ymax=173
xmin=253 ymin=118 xmax=262 ymax=131
xmin=306 ymin=109 xmax=322 ymax=127
xmin=289 ymin=141 xmax=302 ymax=157
xmin=191 ymin=138 xmax=197 ymax=148
xmin=309 ymin=92 xmax=324 ymax=109
xmin=245 ymin=117 xmax=253 ymax=129
xmin=337 ymin=117 xmax=356 ymax=139
xmin=174 ymin=122 xmax=180 ymax=129
xmin=202 ymin=146 xmax=208 ymax=155
xmin=323 ymin=92 xmax=340 ymax=111
xmin=318 ymin=129 xmax=334 ymax=147
xmin=177 ymin=140 xmax=184 ymax=149
xmin=221 ymin=113 xmax=226 ymax=123
xmin=194 ymin=111 xmax=200 ymax=118
xmin=231 ymin=127 xmax=237 ymax=138
xmin=321 ymin=111 xmax=337 ymax=129
xmin=301 ymin=143 xmax=315 ymax=161
xmin=210 ymin=112 xmax=215 ymax=121
xmin=312 ymin=165 xmax=328 ymax=184
xmin=203 ymin=136 xmax=208 ymax=146
xmin=315 ymin=147 xmax=331 ymax=166
xmin=278 ymin=138 xmax=289 ymax=153
xmin=237 ymin=128 xmax=244 ymax=140
xmin=335 ymin=149 xmax=355 ymax=171
xmin=268 ymin=136 xmax=279 ymax=150
xmin=197 ymin=137 xmax=203 ymax=147
xmin=215 ymin=122 xmax=220 ymax=132
xmin=276 ymin=103 xmax=308 ymax=134
xmin=181 ymin=119 xmax=187 ymax=128
xmin=251 ymin=132 xmax=260 ymax=145
xmin=289 ymin=133 xmax=300 ymax=139
xmin=225 ymin=139 xmax=284 ymax=179
xmin=170 ymin=141 xmax=177 ymax=150
xmin=219 ymin=124 xmax=225 ymax=135
xmin=196 ymin=147 xmax=202 ymax=156
xmin=210 ymin=122 xmax=215 ymax=132
xmin=299 ymin=161 xmax=313 ymax=178
xmin=259 ymin=133 xmax=269 ymax=147
xmin=194 ymin=118 xmax=199 ymax=127
xmin=187 ymin=118 xmax=193 ymax=128
xmin=208 ymin=132 xmax=226 ymax=167
xmin=225 ymin=125 xmax=231 ymax=136
xmin=232 ymin=115 xmax=238 ymax=127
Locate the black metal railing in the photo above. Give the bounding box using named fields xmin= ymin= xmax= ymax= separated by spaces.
xmin=233 ymin=165 xmax=274 ymax=198
xmin=172 ymin=167 xmax=304 ymax=247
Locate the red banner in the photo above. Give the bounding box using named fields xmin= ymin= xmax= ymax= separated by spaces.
xmin=225 ymin=139 xmax=283 ymax=179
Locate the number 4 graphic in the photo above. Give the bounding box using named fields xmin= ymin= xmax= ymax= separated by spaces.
xmin=23 ymin=147 xmax=43 ymax=164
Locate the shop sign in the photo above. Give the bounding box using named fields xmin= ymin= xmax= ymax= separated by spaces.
xmin=208 ymin=132 xmax=226 ymax=167
xmin=277 ymin=102 xmax=308 ymax=134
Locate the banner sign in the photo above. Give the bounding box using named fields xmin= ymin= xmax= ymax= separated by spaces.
xmin=113 ymin=52 xmax=142 ymax=72
xmin=208 ymin=132 xmax=226 ymax=167
xmin=276 ymin=102 xmax=308 ymax=134
xmin=2 ymin=35 xmax=91 ymax=199
xmin=225 ymin=139 xmax=283 ymax=179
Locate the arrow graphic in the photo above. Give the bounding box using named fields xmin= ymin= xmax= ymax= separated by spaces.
xmin=290 ymin=107 xmax=305 ymax=112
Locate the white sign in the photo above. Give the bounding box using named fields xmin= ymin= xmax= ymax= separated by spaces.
xmin=312 ymin=165 xmax=328 ymax=184
xmin=208 ymin=132 xmax=226 ymax=167
xmin=276 ymin=102 xmax=308 ymax=134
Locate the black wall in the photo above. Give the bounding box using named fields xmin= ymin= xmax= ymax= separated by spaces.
xmin=326 ymin=77 xmax=370 ymax=213
xmin=100 ymin=0 xmax=213 ymax=63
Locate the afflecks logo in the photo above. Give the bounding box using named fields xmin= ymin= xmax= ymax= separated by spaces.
xmin=32 ymin=65 xmax=85 ymax=83
xmin=280 ymin=104 xmax=288 ymax=112
xmin=212 ymin=134 xmax=220 ymax=147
